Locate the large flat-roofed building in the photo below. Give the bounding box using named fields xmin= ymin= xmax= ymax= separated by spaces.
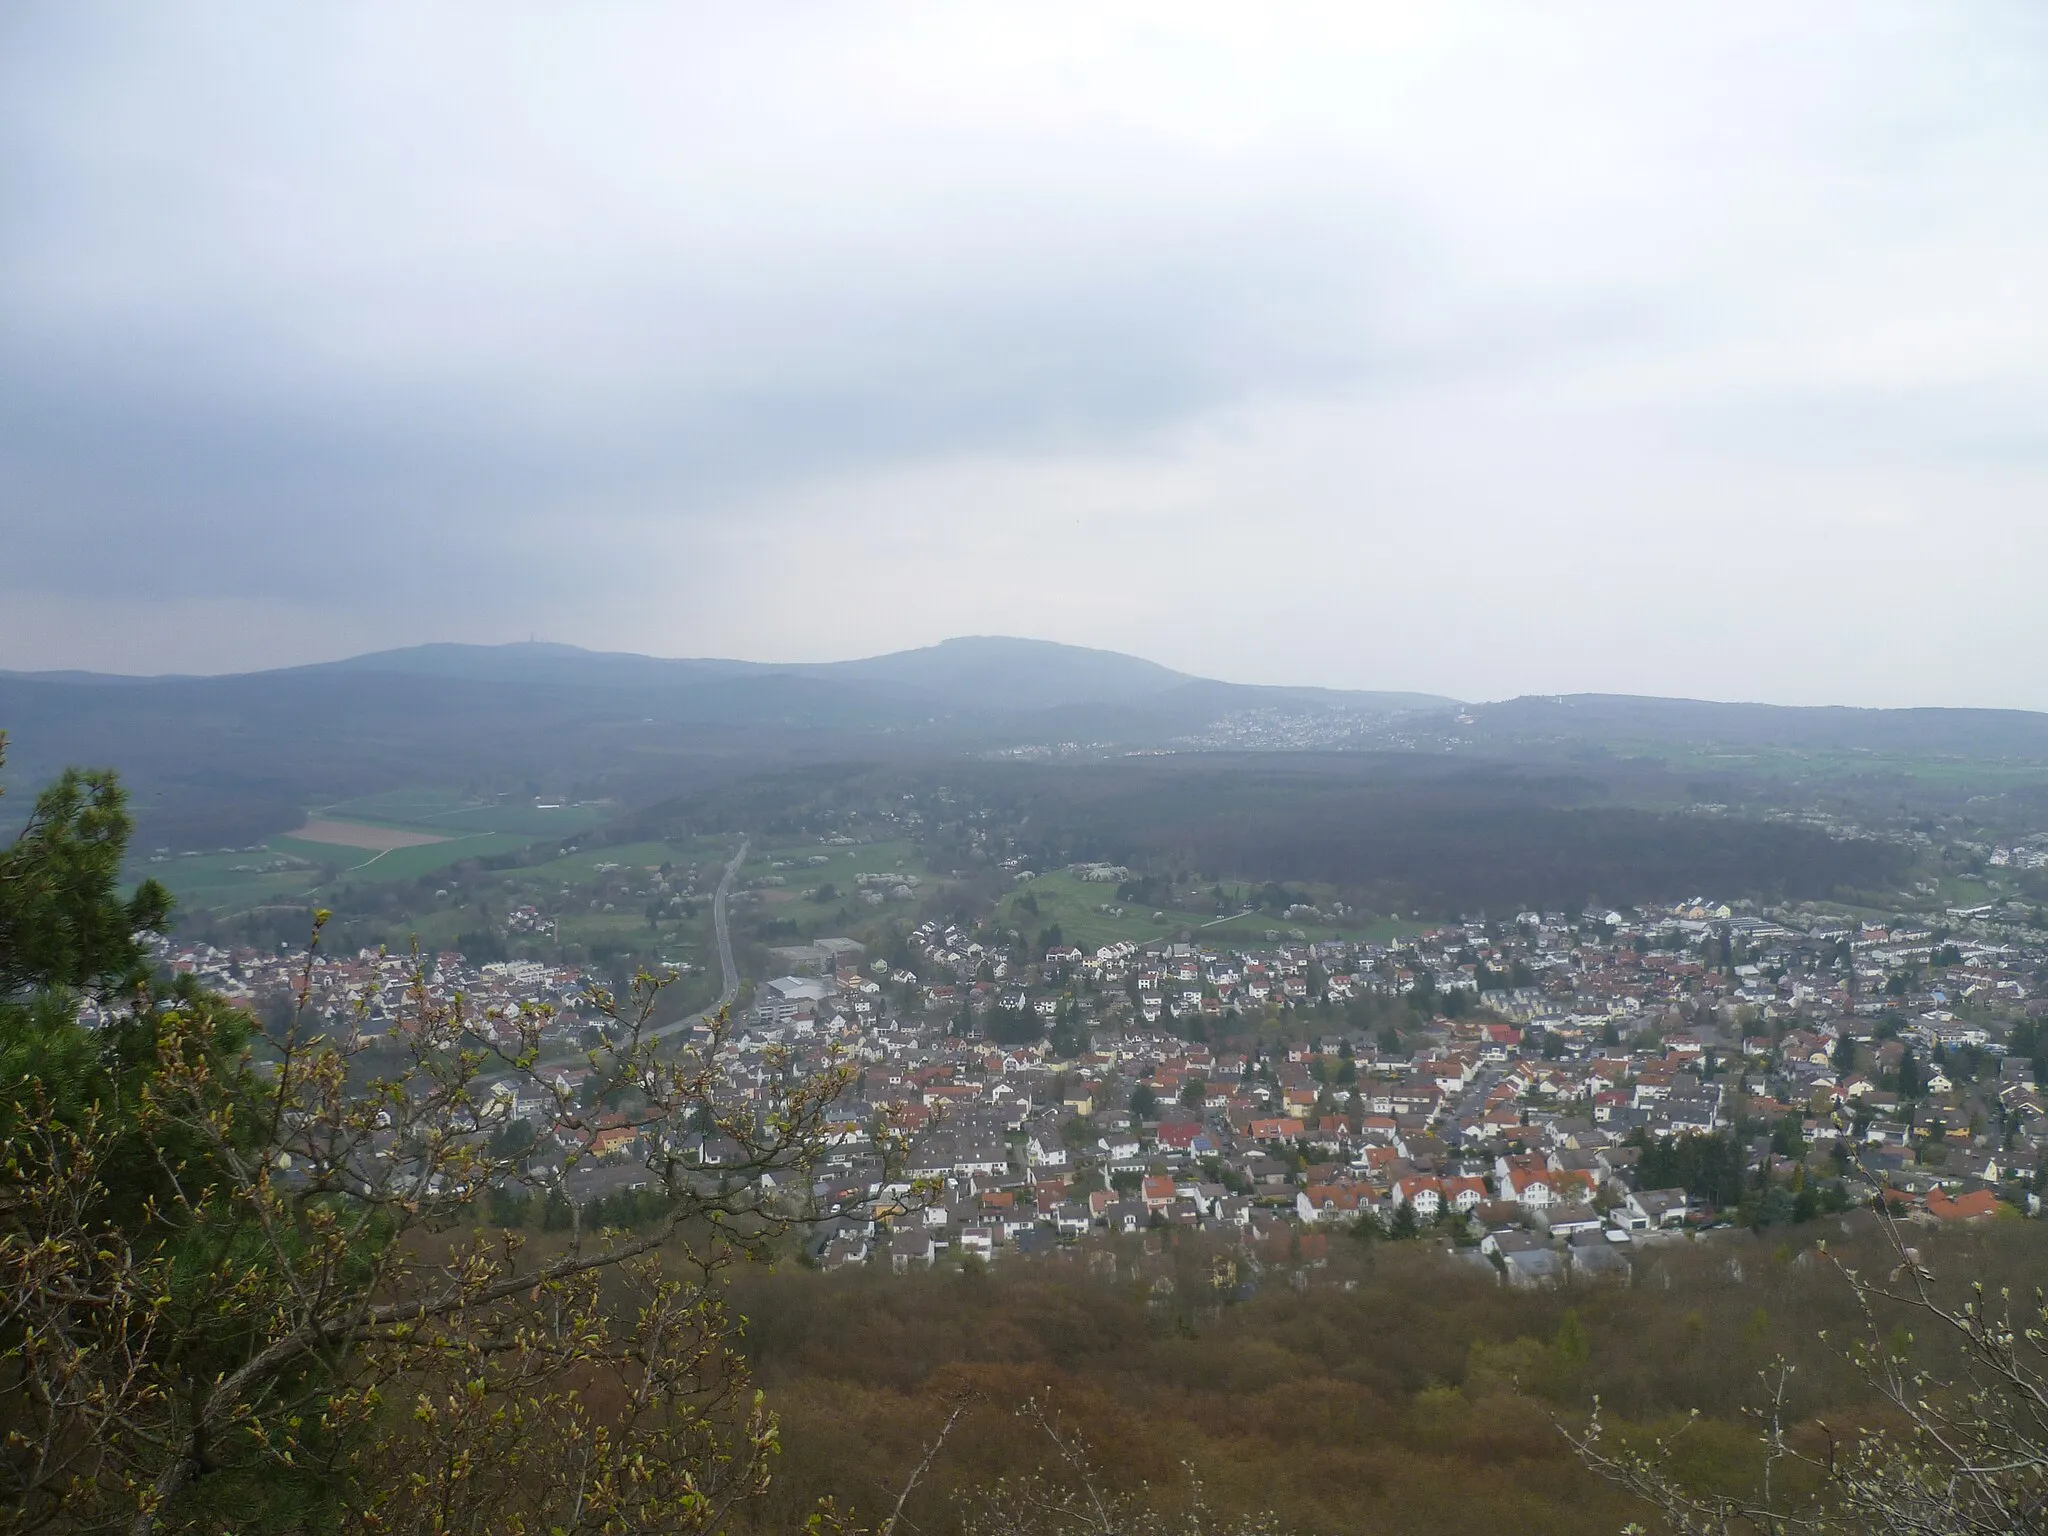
xmin=759 ymin=975 xmax=834 ymax=1023
xmin=764 ymin=937 xmax=867 ymax=976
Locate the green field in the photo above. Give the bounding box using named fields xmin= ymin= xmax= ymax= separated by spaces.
xmin=271 ymin=832 xmax=538 ymax=883
xmin=316 ymin=789 xmax=471 ymax=821
xmin=136 ymin=785 xmax=630 ymax=920
xmin=552 ymin=910 xmax=704 ymax=949
xmin=1000 ymin=871 xmax=1176 ymax=948
xmin=144 ymin=829 xmax=546 ymax=918
xmin=141 ymin=850 xmax=327 ymax=918
xmin=319 ymin=789 xmax=606 ymax=836
xmin=415 ymin=803 xmax=603 ymax=835
xmin=381 ymin=902 xmax=708 ymax=953
xmin=736 ymin=839 xmax=927 ymax=942
xmin=999 ymin=870 xmax=1421 ymax=952
xmin=1926 ymin=872 xmax=2017 ymax=910
xmin=511 ymin=840 xmax=728 ymax=889
xmin=756 ymin=838 xmax=925 ymax=889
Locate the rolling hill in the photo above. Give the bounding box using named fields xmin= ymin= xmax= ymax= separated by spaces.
xmin=0 ymin=637 xmax=1453 ymax=846
xmin=9 ymin=637 xmax=2048 ymax=856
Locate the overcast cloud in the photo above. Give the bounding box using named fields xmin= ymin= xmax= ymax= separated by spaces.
xmin=3 ymin=4 xmax=2046 ymax=705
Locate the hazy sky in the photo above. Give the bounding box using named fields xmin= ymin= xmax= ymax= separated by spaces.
xmin=5 ymin=5 xmax=2046 ymax=706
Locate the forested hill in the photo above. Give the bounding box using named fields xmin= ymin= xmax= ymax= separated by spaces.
xmin=1470 ymin=693 xmax=2048 ymax=761
xmin=2 ymin=635 xmax=1453 ymax=731
xmin=7 ymin=636 xmax=2048 ymax=857
xmin=0 ymin=638 xmax=1452 ymax=845
xmin=23 ymin=636 xmax=1449 ymax=715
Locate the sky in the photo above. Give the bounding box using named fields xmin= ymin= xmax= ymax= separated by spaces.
xmin=3 ymin=5 xmax=2047 ymax=707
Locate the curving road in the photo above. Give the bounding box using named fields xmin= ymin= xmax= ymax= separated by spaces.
xmin=652 ymin=836 xmax=748 ymax=1040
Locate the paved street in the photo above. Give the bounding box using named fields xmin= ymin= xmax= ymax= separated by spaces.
xmin=650 ymin=836 xmax=748 ymax=1041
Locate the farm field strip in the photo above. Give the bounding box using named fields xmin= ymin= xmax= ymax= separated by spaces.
xmin=269 ymin=832 xmax=538 ymax=883
xmin=289 ymin=818 xmax=451 ymax=851
xmin=316 ymin=789 xmax=607 ymax=837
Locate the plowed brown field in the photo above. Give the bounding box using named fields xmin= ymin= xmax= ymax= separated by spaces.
xmin=290 ymin=819 xmax=450 ymax=851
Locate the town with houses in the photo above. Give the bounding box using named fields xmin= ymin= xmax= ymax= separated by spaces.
xmin=134 ymin=883 xmax=2048 ymax=1292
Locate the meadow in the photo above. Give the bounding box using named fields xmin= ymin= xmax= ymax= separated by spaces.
xmin=756 ymin=837 xmax=926 ymax=890
xmin=139 ymin=850 xmax=326 ymax=919
xmin=999 ymin=870 xmax=1415 ymax=953
xmin=318 ymin=788 xmax=608 ymax=835
xmin=139 ymin=790 xmax=605 ymax=918
xmin=270 ymin=831 xmax=537 ymax=883
xmin=506 ymin=838 xmax=732 ymax=889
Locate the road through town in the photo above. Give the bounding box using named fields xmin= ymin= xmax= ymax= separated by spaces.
xmin=651 ymin=835 xmax=748 ymax=1042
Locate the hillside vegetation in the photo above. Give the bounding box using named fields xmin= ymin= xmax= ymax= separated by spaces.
xmin=726 ymin=1219 xmax=2048 ymax=1535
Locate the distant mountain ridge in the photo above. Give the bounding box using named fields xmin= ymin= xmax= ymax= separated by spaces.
xmin=9 ymin=638 xmax=2048 ymax=853
xmin=0 ymin=637 xmax=1458 ymax=846
xmin=312 ymin=635 xmax=1205 ymax=712
xmin=10 ymin=636 xmax=1456 ymax=715
xmin=14 ymin=639 xmax=2048 ymax=744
